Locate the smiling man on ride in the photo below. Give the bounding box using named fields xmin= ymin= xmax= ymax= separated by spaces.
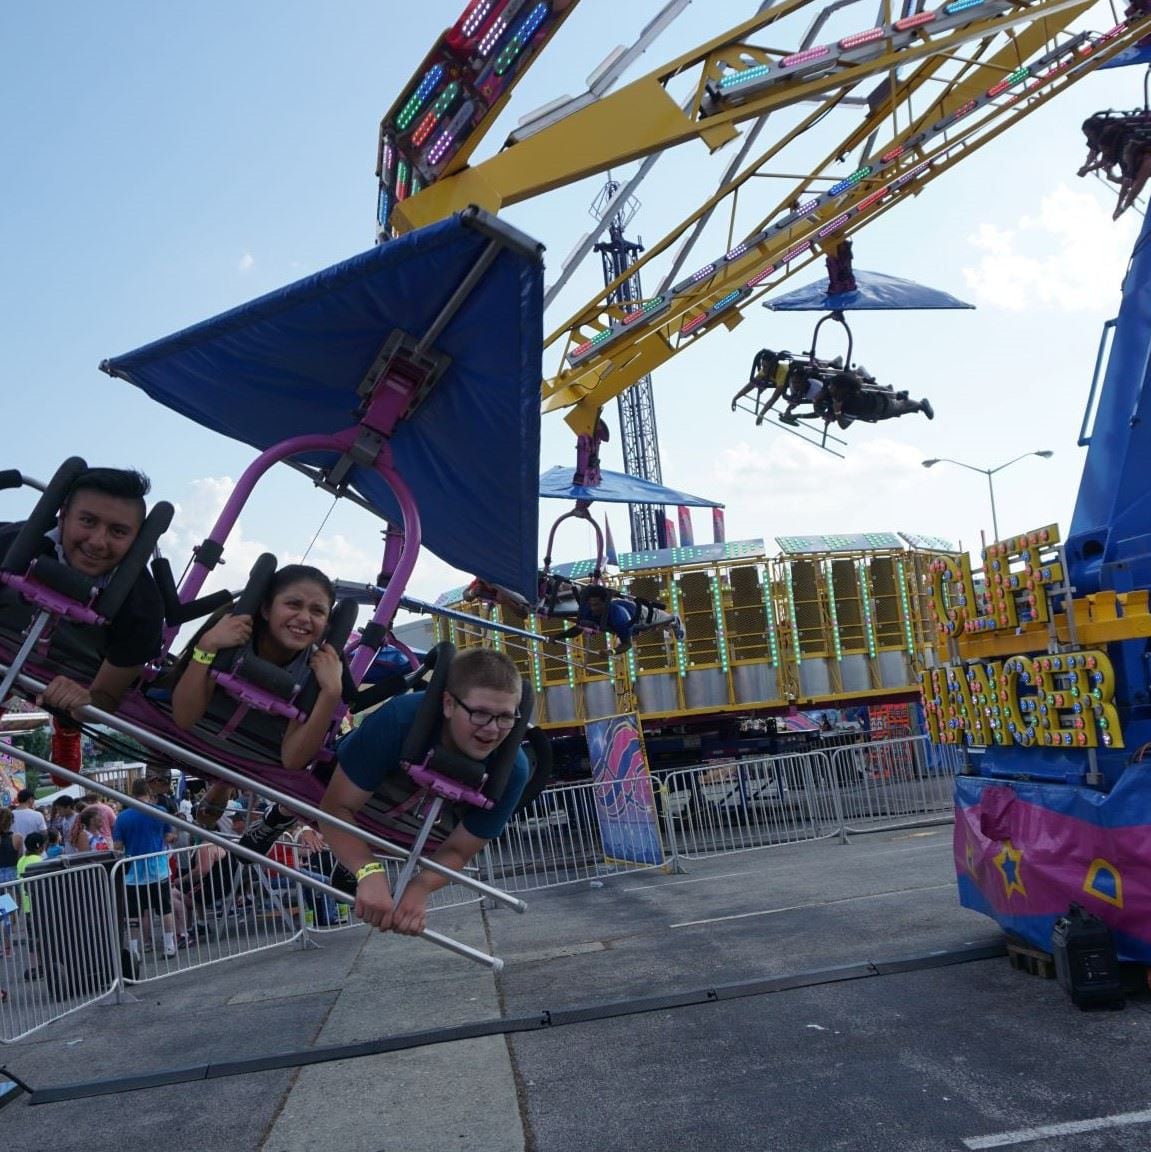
xmin=0 ymin=467 xmax=165 ymax=716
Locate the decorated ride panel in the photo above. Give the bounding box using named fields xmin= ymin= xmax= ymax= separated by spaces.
xmin=919 ymin=524 xmax=1151 ymax=752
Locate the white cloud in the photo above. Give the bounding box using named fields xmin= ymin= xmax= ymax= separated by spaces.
xmin=164 ymin=476 xmax=272 ymax=600
xmin=961 ymin=184 xmax=1137 ymax=312
xmin=238 ymin=251 xmax=255 ymax=273
xmin=708 ymin=435 xmax=929 ymax=542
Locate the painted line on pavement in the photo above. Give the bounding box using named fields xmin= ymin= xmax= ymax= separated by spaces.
xmin=670 ymin=883 xmax=954 ymax=928
xmin=963 ymin=1106 xmax=1151 ymax=1148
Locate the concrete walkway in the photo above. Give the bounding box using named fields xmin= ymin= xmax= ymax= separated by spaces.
xmin=4 ymin=826 xmax=1150 ymax=1151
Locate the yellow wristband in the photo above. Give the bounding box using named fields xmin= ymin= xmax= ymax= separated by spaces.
xmin=191 ymin=647 xmax=216 ymax=666
xmin=356 ymin=861 xmax=385 ymax=882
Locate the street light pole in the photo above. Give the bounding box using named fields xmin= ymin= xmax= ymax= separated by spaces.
xmin=921 ymin=451 xmax=1055 ymax=542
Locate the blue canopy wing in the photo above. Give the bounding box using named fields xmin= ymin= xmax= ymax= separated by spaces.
xmin=540 ymin=465 xmax=722 ymax=507
xmin=102 ymin=213 xmax=544 ymax=598
xmin=766 ymin=268 xmax=974 ymax=312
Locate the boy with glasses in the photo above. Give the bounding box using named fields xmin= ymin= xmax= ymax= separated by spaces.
xmin=319 ymin=648 xmax=529 ymax=937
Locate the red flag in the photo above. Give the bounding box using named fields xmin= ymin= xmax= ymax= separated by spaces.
xmin=677 ymin=506 xmax=694 ymax=547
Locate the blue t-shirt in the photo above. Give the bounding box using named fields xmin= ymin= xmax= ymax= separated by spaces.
xmin=336 ymin=692 xmax=529 ymax=841
xmin=579 ymin=598 xmax=636 ymax=643
xmin=113 ymin=805 xmax=171 ymax=884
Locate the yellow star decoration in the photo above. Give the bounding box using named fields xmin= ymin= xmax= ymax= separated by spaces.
xmin=1084 ymin=858 xmax=1124 ymax=909
xmin=993 ymin=840 xmax=1026 ymax=899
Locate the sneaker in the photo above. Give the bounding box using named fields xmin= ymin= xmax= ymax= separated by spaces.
xmin=672 ymin=617 xmax=686 ymax=642
xmin=921 ymin=398 xmax=934 ymax=420
xmin=779 ymin=412 xmax=800 ymax=426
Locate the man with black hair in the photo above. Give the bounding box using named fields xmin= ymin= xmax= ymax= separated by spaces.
xmin=10 ymin=788 xmax=46 ymax=839
xmin=554 ymin=586 xmax=685 ymax=656
xmin=0 ymin=466 xmax=165 ymax=716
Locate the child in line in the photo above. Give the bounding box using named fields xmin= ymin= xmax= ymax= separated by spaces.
xmin=16 ymin=831 xmax=45 ymax=981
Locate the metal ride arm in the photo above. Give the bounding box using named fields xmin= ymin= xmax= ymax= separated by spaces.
xmin=4 ymin=670 xmax=526 ymax=968
xmin=385 ymin=0 xmax=1149 ymax=437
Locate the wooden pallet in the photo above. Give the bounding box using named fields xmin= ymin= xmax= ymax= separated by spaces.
xmin=1007 ymin=939 xmax=1057 ymax=979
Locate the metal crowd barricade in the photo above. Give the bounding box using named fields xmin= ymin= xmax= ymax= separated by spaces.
xmin=657 ymin=749 xmax=842 ymax=865
xmin=1 ymin=857 xmax=122 ymax=1044
xmin=484 ymin=778 xmax=668 ymax=893
xmin=111 ymin=845 xmax=303 ymax=985
xmin=827 ymin=734 xmax=966 ymax=834
xmin=654 ymin=736 xmax=964 ymax=866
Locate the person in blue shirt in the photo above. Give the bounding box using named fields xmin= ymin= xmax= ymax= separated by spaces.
xmin=554 ymin=585 xmax=685 ymax=656
xmin=319 ymin=648 xmax=529 ymax=938
xmin=113 ymin=778 xmax=180 ymax=959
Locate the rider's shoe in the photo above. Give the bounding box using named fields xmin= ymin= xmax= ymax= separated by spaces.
xmin=239 ymin=804 xmax=296 ymax=857
xmin=779 ymin=412 xmax=800 ymax=426
xmin=672 ymin=616 xmax=686 ymax=642
xmin=920 ymin=399 xmax=934 ymax=420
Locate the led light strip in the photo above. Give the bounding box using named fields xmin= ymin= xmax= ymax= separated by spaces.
xmin=396 ymin=64 xmax=445 ymax=131
xmin=824 ymin=561 xmax=843 ymax=661
xmin=457 ymin=0 xmax=495 ymax=39
xmin=495 ymin=2 xmax=549 ymax=77
xmin=673 ymin=583 xmax=688 ymax=677
xmin=785 ymin=566 xmax=801 ymax=664
xmin=858 ymin=561 xmax=878 ymax=658
xmin=763 ymin=569 xmax=779 ymax=668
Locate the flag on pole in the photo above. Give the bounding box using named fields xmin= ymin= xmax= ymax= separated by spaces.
xmin=677 ymin=506 xmax=694 ymax=546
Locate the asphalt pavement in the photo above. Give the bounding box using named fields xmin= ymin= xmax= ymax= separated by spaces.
xmin=3 ymin=825 xmax=1150 ymax=1152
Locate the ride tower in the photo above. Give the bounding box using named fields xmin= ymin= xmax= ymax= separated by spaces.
xmin=591 ymin=179 xmax=666 ymax=553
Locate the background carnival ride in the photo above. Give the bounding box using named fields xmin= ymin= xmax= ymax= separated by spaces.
xmin=376 ymin=0 xmax=1151 ymax=960
xmin=2 ymin=0 xmax=1151 ymax=965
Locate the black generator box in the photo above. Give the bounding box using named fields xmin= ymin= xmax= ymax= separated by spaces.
xmin=1051 ymin=904 xmax=1124 ymax=1009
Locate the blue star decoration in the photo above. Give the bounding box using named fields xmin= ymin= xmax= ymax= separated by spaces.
xmin=993 ymin=840 xmax=1027 ymax=898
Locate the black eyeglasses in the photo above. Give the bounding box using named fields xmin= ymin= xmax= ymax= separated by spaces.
xmin=449 ymin=692 xmax=520 ymax=731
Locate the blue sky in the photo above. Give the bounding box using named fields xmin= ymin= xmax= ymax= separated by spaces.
xmin=2 ymin=1 xmax=1145 ymax=612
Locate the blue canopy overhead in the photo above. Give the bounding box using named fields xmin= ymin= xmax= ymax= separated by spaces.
xmin=540 ymin=465 xmax=722 ymax=507
xmin=766 ymin=269 xmax=974 ymax=312
xmin=102 ymin=212 xmax=544 ymax=599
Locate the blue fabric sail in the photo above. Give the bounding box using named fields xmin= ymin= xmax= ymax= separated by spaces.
xmin=102 ymin=213 xmax=544 ymax=598
xmin=766 ymin=269 xmax=974 ymax=312
xmin=540 ymin=465 xmax=722 ymax=507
